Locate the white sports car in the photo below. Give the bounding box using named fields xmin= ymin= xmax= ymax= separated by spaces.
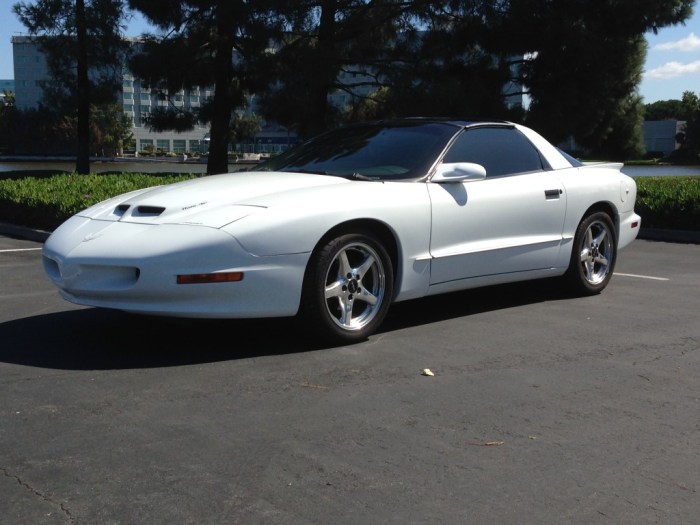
xmin=42 ymin=119 xmax=641 ymax=343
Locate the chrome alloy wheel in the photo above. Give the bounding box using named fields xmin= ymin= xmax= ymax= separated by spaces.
xmin=323 ymin=241 xmax=387 ymax=331
xmin=579 ymin=219 xmax=614 ymax=285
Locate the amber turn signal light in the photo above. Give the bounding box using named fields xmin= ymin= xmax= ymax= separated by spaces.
xmin=177 ymin=272 xmax=244 ymax=284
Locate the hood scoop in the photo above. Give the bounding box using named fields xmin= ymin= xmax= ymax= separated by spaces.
xmin=115 ymin=204 xmax=165 ymax=217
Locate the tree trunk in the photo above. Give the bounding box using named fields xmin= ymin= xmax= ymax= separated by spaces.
xmin=304 ymin=0 xmax=337 ymax=138
xmin=75 ymin=0 xmax=91 ymax=174
xmin=206 ymin=3 xmax=235 ymax=175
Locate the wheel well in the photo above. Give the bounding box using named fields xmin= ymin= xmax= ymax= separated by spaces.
xmin=315 ymin=219 xmax=399 ymax=277
xmin=581 ymin=202 xmax=619 ymax=240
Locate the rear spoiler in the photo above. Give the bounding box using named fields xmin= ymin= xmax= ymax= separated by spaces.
xmin=580 ymin=162 xmax=624 ymax=171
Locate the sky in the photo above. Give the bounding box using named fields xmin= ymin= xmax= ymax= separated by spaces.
xmin=1 ymin=5 xmax=700 ymax=104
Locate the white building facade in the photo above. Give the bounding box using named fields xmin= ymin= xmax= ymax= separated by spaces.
xmin=12 ymin=35 xmax=212 ymax=155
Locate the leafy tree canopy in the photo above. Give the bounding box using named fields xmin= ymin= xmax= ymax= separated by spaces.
xmin=128 ymin=0 xmax=282 ymax=174
xmin=676 ymin=91 xmax=700 ymax=160
xmin=128 ymin=0 xmax=695 ymax=162
xmin=494 ymin=0 xmax=693 ymax=155
xmin=645 ymin=98 xmax=690 ymax=121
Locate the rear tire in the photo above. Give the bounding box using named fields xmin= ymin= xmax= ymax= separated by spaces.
xmin=565 ymin=211 xmax=617 ymax=295
xmin=300 ymin=231 xmax=394 ymax=344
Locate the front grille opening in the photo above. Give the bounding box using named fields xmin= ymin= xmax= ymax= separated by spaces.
xmin=43 ymin=256 xmax=60 ymax=280
xmin=115 ymin=204 xmax=130 ymax=216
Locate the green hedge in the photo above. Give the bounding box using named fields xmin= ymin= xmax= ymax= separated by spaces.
xmin=0 ymin=172 xmax=198 ymax=230
xmin=1 ymin=172 xmax=699 ymax=232
xmin=634 ymin=176 xmax=700 ymax=230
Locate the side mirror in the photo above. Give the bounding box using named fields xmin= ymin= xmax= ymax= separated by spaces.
xmin=432 ymin=162 xmax=487 ymax=183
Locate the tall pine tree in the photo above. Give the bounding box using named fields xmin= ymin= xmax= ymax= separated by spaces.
xmin=128 ymin=0 xmax=281 ymax=175
xmin=14 ymin=0 xmax=129 ymax=173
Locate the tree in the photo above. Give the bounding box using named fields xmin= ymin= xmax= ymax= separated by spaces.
xmin=1 ymin=105 xmax=76 ymax=155
xmin=492 ymin=0 xmax=694 ymax=155
xmin=359 ymin=1 xmax=521 ymax=122
xmin=128 ymin=0 xmax=281 ymax=175
xmin=91 ymin=103 xmax=134 ymax=156
xmin=260 ymin=0 xmax=419 ymax=139
xmin=13 ymin=0 xmax=129 ymax=173
xmin=229 ymin=113 xmax=263 ymax=153
xmin=592 ymin=93 xmax=647 ymax=160
xmin=0 ymin=91 xmax=15 ymax=108
xmin=675 ymin=91 xmax=700 ymax=161
xmin=0 ymin=91 xmax=17 ymax=154
xmin=642 ymin=93 xmax=700 ymax=161
xmin=644 ymin=99 xmax=686 ymax=120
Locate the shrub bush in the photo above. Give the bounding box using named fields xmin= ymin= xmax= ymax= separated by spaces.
xmin=634 ymin=176 xmax=700 ymax=230
xmin=1 ymin=172 xmax=699 ymax=232
xmin=0 ymin=172 xmax=198 ymax=230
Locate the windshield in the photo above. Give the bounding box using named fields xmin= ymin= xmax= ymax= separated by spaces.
xmin=254 ymin=121 xmax=460 ymax=181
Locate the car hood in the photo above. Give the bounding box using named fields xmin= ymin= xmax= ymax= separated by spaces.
xmin=78 ymin=171 xmax=348 ymax=228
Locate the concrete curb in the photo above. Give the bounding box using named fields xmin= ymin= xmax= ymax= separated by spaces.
xmin=636 ymin=228 xmax=700 ymax=244
xmin=0 ymin=222 xmax=51 ymax=243
xmin=2 ymin=222 xmax=698 ymax=245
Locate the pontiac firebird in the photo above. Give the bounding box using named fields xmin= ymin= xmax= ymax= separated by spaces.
xmin=42 ymin=119 xmax=641 ymax=344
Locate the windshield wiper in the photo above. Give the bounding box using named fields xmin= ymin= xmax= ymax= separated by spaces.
xmin=348 ymin=172 xmax=379 ymax=181
xmin=281 ymin=168 xmax=331 ymax=175
xmin=280 ymin=168 xmax=377 ymax=181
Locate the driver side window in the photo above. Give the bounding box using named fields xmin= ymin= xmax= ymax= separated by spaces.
xmin=443 ymin=127 xmax=546 ymax=177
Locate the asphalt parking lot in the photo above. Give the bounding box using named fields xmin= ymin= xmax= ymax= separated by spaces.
xmin=1 ymin=234 xmax=699 ymax=524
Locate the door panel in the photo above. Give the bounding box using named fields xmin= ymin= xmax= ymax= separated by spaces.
xmin=428 ymin=172 xmax=566 ymax=285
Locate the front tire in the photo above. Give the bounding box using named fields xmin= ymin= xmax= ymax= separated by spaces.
xmin=300 ymin=232 xmax=394 ymax=344
xmin=565 ymin=211 xmax=617 ymax=295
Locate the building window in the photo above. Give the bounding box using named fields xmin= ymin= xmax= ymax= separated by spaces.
xmin=139 ymin=139 xmax=154 ymax=152
xmin=173 ymin=139 xmax=186 ymax=153
xmin=157 ymin=139 xmax=170 ymax=152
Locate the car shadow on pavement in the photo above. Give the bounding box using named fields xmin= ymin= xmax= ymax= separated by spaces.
xmin=0 ymin=278 xmax=574 ymax=371
xmin=379 ymin=277 xmax=573 ymax=333
xmin=0 ymin=308 xmax=313 ymax=370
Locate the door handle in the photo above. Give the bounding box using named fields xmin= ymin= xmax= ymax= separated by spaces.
xmin=544 ymin=189 xmax=562 ymax=200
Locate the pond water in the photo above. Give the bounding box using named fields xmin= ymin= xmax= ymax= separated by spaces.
xmin=620 ymin=165 xmax=700 ymax=177
xmin=1 ymin=159 xmax=700 ymax=177
xmin=0 ymin=159 xmax=254 ymax=175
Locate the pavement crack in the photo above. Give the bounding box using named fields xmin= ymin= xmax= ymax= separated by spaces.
xmin=2 ymin=467 xmax=75 ymax=523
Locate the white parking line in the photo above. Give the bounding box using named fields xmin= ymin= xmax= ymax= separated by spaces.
xmin=615 ymin=272 xmax=670 ymax=281
xmin=0 ymin=248 xmax=43 ymax=253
